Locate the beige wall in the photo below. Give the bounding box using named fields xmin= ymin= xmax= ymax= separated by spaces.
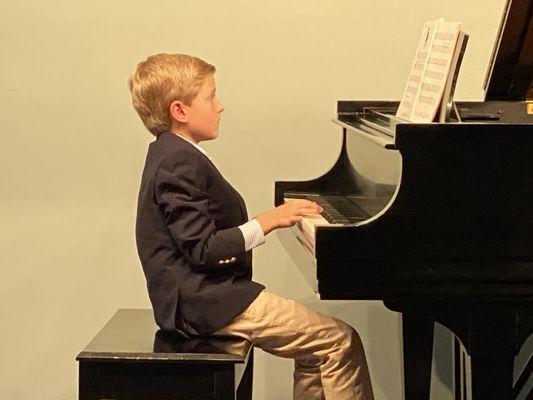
xmin=1 ymin=1 xmax=506 ymax=399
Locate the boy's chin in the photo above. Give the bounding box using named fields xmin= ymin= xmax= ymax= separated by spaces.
xmin=203 ymin=131 xmax=219 ymax=141
xmin=191 ymin=131 xmax=219 ymax=143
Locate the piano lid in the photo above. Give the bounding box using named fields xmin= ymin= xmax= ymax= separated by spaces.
xmin=484 ymin=0 xmax=533 ymax=101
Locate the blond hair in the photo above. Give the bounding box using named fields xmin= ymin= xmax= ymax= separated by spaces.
xmin=128 ymin=53 xmax=216 ymax=136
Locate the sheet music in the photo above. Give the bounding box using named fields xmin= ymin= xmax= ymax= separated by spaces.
xmin=397 ymin=19 xmax=462 ymax=122
xmin=396 ymin=19 xmax=439 ymax=121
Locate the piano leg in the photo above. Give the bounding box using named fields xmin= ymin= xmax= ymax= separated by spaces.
xmin=436 ymin=306 xmax=520 ymax=400
xmin=389 ymin=303 xmax=531 ymax=400
xmin=467 ymin=311 xmax=515 ymax=400
xmin=454 ymin=338 xmax=467 ymax=400
xmin=402 ymin=313 xmax=435 ymax=400
xmin=470 ymin=353 xmax=514 ymax=400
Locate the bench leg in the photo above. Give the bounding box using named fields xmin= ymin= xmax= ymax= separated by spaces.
xmin=214 ymin=367 xmax=236 ymax=400
xmin=79 ymin=364 xmax=101 ymax=400
xmin=237 ymin=350 xmax=253 ymax=400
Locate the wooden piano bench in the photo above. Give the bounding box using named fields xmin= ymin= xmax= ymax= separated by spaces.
xmin=76 ymin=309 xmax=253 ymax=400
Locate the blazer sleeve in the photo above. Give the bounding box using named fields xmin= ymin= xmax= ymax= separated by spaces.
xmin=155 ymin=153 xmax=246 ymax=270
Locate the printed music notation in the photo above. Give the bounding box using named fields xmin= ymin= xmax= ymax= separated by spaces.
xmin=396 ymin=19 xmax=466 ymax=122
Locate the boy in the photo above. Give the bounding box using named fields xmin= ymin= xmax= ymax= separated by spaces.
xmin=129 ymin=53 xmax=374 ymax=400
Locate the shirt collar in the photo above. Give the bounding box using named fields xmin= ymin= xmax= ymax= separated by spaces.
xmin=173 ymin=133 xmax=212 ymax=161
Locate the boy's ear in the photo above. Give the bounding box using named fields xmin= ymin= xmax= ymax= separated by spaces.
xmin=169 ymin=100 xmax=188 ymax=124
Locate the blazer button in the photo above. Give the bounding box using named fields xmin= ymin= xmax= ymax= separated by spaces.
xmin=230 ymin=257 xmax=236 ymax=262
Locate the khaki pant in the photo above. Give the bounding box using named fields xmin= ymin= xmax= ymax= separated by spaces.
xmin=212 ymin=291 xmax=374 ymax=400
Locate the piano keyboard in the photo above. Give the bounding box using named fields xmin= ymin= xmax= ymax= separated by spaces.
xmin=311 ymin=195 xmax=369 ymax=223
xmin=284 ymin=194 xmax=370 ymax=250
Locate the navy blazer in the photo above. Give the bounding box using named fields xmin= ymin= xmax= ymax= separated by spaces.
xmin=136 ymin=132 xmax=264 ymax=335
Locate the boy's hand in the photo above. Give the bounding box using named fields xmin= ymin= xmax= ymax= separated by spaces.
xmin=255 ymin=200 xmax=323 ymax=235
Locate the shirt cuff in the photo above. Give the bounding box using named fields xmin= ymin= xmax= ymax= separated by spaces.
xmin=238 ymin=219 xmax=266 ymax=251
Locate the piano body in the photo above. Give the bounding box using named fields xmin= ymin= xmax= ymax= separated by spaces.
xmin=275 ymin=2 xmax=533 ymax=399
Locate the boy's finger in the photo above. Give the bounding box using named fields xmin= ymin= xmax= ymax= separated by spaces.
xmin=299 ymin=207 xmax=323 ymax=215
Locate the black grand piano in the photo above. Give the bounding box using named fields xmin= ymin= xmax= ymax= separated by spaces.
xmin=275 ymin=1 xmax=533 ymax=399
